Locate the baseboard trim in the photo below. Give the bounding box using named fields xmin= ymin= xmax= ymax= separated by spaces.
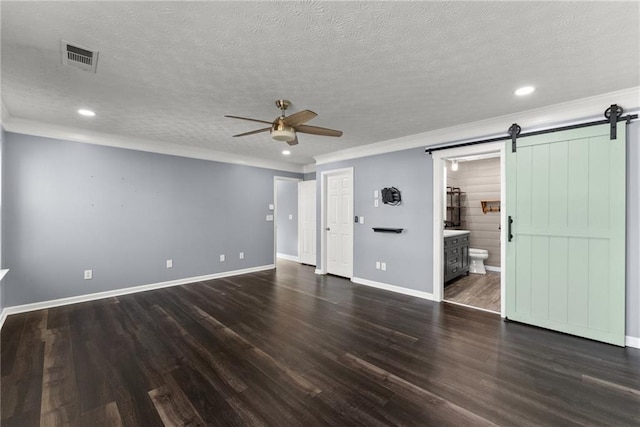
xmin=351 ymin=277 xmax=434 ymax=301
xmin=1 ymin=264 xmax=275 ymax=320
xmin=314 ymin=269 xmax=323 ymax=275
xmin=276 ymin=253 xmax=300 ymax=262
xmin=485 ymin=265 xmax=502 ymax=273
xmin=626 ymin=335 xmax=640 ymax=349
xmin=0 ymin=309 xmax=7 ymax=330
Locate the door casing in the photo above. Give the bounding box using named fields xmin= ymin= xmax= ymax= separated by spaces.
xmin=431 ymin=142 xmax=507 ymax=316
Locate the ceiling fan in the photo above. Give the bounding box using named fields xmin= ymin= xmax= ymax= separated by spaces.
xmin=225 ymin=100 xmax=343 ymax=146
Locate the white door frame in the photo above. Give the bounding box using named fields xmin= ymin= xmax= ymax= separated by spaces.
xmin=431 ymin=142 xmax=507 ymax=317
xmin=319 ymin=167 xmax=354 ymax=276
xmin=273 ymin=176 xmax=302 ymax=265
xmin=298 ymin=180 xmax=317 ymax=266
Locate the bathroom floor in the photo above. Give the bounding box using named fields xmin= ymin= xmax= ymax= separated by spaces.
xmin=445 ymin=271 xmax=500 ymax=313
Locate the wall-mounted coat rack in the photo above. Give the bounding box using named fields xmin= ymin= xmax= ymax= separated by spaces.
xmin=481 ymin=200 xmax=500 ymax=214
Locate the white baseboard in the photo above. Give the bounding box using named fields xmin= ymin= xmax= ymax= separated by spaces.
xmin=276 ymin=253 xmax=300 ymax=262
xmin=626 ymin=335 xmax=640 ymax=349
xmin=485 ymin=265 xmax=502 ymax=273
xmin=0 ymin=264 xmax=275 ymax=321
xmin=0 ymin=309 xmax=7 ymax=330
xmin=351 ymin=277 xmax=434 ymax=301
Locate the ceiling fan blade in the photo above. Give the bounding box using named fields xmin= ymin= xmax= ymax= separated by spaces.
xmin=283 ymin=110 xmax=317 ymax=127
xmin=225 ymin=115 xmax=274 ymax=125
xmin=286 ymin=135 xmax=299 ymax=146
xmin=295 ymin=124 xmax=343 ymax=137
xmin=232 ymin=127 xmax=271 ymax=137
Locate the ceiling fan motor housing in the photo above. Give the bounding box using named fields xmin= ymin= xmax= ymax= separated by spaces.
xmin=271 ymin=121 xmax=296 ymax=142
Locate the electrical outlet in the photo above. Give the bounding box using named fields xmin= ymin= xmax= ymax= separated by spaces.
xmin=268 ymin=204 xmax=274 ymax=210
xmin=375 ymin=261 xmax=380 ymax=270
xmin=84 ymin=269 xmax=93 ymax=280
xmin=360 ymin=216 xmax=365 ymax=224
xmin=289 ymin=214 xmax=293 ymax=220
xmin=381 ymin=262 xmax=387 ymax=271
xmin=266 ymin=214 xmax=274 ymax=221
xmin=239 ymin=252 xmax=245 ymax=259
xmin=166 ymin=259 xmax=173 ymax=269
xmin=374 ymin=190 xmax=379 ymax=198
xmin=220 ymin=254 xmax=225 ymax=262
xmin=374 ymin=199 xmax=379 ymax=207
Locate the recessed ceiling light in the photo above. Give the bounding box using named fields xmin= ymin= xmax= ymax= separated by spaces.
xmin=78 ymin=109 xmax=96 ymax=117
xmin=282 ymin=150 xmax=291 ymax=156
xmin=514 ymin=86 xmax=535 ymax=96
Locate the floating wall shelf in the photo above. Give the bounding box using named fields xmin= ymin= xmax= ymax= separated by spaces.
xmin=481 ymin=200 xmax=501 ymax=214
xmin=372 ymin=228 xmax=404 ymax=233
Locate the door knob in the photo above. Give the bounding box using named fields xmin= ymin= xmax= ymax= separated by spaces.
xmin=326 ymin=227 xmax=331 ymax=231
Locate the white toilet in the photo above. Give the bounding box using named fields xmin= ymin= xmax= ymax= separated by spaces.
xmin=469 ymin=248 xmax=489 ymax=274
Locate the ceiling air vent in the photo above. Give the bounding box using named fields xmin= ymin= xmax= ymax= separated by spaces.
xmin=61 ymin=40 xmax=99 ymax=73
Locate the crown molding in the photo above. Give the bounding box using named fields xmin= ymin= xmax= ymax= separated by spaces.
xmin=3 ymin=117 xmax=305 ymax=173
xmin=314 ymin=86 xmax=640 ymax=165
xmin=302 ymin=163 xmax=316 ymax=174
xmin=1 ymin=101 xmax=9 ymax=125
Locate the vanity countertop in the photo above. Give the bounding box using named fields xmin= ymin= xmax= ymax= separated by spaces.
xmin=443 ymin=230 xmax=470 ymax=237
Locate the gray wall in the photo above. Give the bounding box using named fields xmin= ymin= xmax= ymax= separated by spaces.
xmin=0 ymin=130 xmax=3 ymax=313
xmin=1 ymin=132 xmax=300 ymax=307
xmin=316 ymin=147 xmax=434 ymax=293
xmin=303 ymin=172 xmax=316 ymax=181
xmin=276 ymin=179 xmax=298 ymax=257
xmin=447 ymin=157 xmax=501 ymax=267
xmin=316 ymin=122 xmax=639 ymax=340
xmin=627 ymin=120 xmax=640 ymax=339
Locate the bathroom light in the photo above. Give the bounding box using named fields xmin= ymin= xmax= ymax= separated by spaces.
xmin=78 ymin=109 xmax=96 ymax=117
xmin=451 ymin=160 xmax=459 ymax=171
xmin=515 ymin=86 xmax=535 ymax=96
xmin=282 ymin=150 xmax=291 ymax=156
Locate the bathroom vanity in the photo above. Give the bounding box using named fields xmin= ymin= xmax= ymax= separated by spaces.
xmin=443 ymin=230 xmax=470 ymax=283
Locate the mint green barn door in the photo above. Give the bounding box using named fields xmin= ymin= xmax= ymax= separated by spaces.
xmin=506 ymin=123 xmax=626 ymax=346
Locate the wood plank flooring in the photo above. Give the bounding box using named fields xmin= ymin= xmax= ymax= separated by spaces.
xmin=2 ymin=260 xmax=639 ymax=426
xmin=444 ymin=271 xmax=501 ymax=312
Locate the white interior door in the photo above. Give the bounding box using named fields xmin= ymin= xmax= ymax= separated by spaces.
xmin=326 ymin=171 xmax=353 ymax=278
xmin=298 ymin=180 xmax=317 ymax=266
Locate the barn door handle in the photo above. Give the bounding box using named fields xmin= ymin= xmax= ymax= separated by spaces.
xmin=326 ymin=227 xmax=331 ymax=231
xmin=508 ymin=216 xmax=514 ymax=242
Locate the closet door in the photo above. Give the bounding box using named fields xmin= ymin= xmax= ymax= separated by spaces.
xmin=506 ymin=123 xmax=626 ymax=346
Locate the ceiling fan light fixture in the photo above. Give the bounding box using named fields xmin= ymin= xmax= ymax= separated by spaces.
xmin=271 ymin=123 xmax=296 ymax=142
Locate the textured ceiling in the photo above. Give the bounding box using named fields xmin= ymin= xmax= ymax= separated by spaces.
xmin=2 ymin=1 xmax=639 ymax=166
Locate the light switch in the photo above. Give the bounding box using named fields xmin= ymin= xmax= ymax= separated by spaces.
xmin=374 ymin=199 xmax=379 ymax=207
xmin=289 ymin=214 xmax=293 ymax=220
xmin=266 ymin=214 xmax=274 ymax=221
xmin=268 ymin=204 xmax=274 ymax=210
xmin=374 ymin=190 xmax=379 ymax=198
xmin=360 ymin=216 xmax=365 ymax=224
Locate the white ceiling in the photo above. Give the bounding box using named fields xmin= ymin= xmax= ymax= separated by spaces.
xmin=2 ymin=1 xmax=639 ymax=167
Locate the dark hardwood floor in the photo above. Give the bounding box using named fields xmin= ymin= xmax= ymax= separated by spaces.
xmin=2 ymin=260 xmax=639 ymax=426
xmin=444 ymin=271 xmax=501 ymax=313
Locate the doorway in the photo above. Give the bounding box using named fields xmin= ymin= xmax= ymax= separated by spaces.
xmin=432 ymin=142 xmax=506 ymax=316
xmin=274 ymin=176 xmax=302 ymax=264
